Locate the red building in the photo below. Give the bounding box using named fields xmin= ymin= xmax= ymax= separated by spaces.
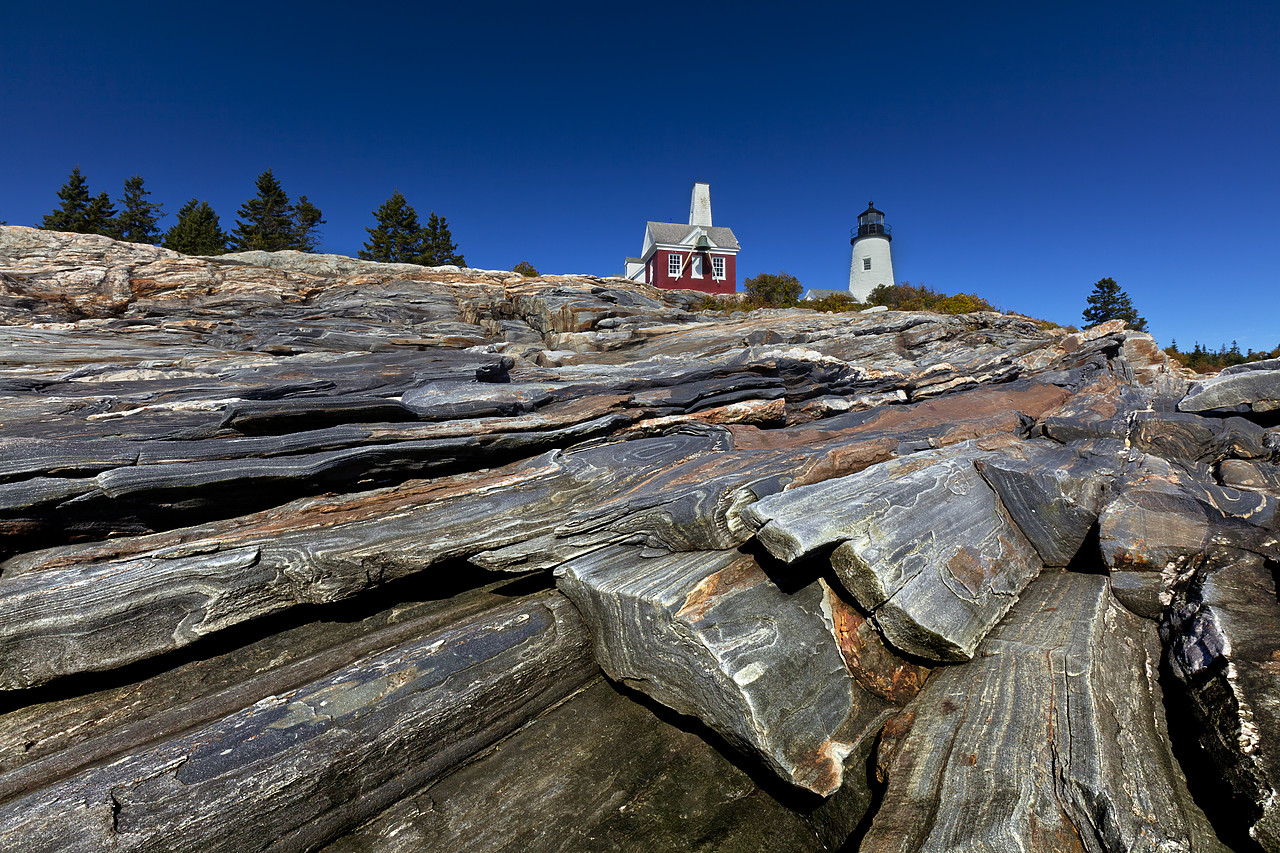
xmin=624 ymin=183 xmax=740 ymax=294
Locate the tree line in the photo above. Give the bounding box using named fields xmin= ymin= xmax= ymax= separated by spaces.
xmin=31 ymin=167 xmax=466 ymax=266
xmin=1164 ymin=340 xmax=1280 ymax=373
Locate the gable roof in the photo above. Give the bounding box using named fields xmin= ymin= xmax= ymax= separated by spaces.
xmin=645 ymin=222 xmax=740 ymax=251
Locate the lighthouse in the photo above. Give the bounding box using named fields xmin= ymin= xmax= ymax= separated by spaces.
xmin=848 ymin=201 xmax=894 ymax=301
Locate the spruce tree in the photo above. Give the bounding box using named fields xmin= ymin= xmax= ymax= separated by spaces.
xmin=420 ymin=212 xmax=465 ymax=266
xmin=1082 ymin=277 xmax=1148 ymax=332
xmin=231 ymin=169 xmax=297 ymax=251
xmin=163 ymin=199 xmax=230 ymax=256
xmin=359 ymin=191 xmax=426 ymax=263
xmin=291 ymin=195 xmax=325 ymax=253
xmin=84 ymin=191 xmax=119 ymax=238
xmin=41 ymin=167 xmax=93 ymax=232
xmin=115 ymin=175 xmax=164 ymax=244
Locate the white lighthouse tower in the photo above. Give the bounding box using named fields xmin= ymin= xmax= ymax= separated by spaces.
xmin=848 ymin=201 xmax=894 ymax=300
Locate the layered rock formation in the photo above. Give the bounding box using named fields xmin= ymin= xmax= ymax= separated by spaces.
xmin=2 ymin=225 xmax=1279 ymax=851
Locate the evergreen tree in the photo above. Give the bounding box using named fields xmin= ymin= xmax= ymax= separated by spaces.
xmin=291 ymin=195 xmax=325 ymax=253
xmin=84 ymin=191 xmax=119 ymax=238
xmin=512 ymin=261 xmax=539 ymax=277
xmin=163 ymin=199 xmax=230 ymax=255
xmin=359 ymin=190 xmax=426 ymax=263
xmin=1082 ymin=277 xmax=1147 ymax=332
xmin=115 ymin=175 xmax=164 ymax=244
xmin=231 ymin=169 xmax=297 ymax=251
xmin=420 ymin=212 xmax=465 ymax=266
xmin=41 ymin=167 xmax=93 ymax=232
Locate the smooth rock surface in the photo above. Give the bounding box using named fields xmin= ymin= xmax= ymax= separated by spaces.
xmin=975 ymin=438 xmax=1127 ymax=566
xmin=319 ymin=679 xmax=827 ymax=853
xmin=1100 ymin=454 xmax=1278 ymax=618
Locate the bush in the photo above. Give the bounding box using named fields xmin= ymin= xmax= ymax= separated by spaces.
xmin=807 ymin=293 xmax=862 ymax=313
xmin=866 ymin=283 xmax=996 ymax=314
xmin=512 ymin=261 xmax=539 ymax=277
xmin=744 ymin=272 xmax=802 ymax=307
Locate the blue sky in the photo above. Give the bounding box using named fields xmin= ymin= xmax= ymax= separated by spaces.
xmin=4 ymin=2 xmax=1278 ymax=351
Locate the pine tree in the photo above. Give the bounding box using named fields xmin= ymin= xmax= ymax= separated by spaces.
xmin=291 ymin=195 xmax=325 ymax=253
xmin=359 ymin=190 xmax=426 ymax=263
xmin=1082 ymin=277 xmax=1147 ymax=332
xmin=115 ymin=175 xmax=164 ymax=244
xmin=420 ymin=212 xmax=465 ymax=266
xmin=41 ymin=167 xmax=93 ymax=232
xmin=84 ymin=191 xmax=120 ymax=238
xmin=231 ymin=169 xmax=297 ymax=251
xmin=163 ymin=199 xmax=230 ymax=256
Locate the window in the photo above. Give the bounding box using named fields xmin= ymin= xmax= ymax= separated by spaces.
xmin=863 ymin=257 xmax=872 ymax=270
xmin=668 ymin=253 xmax=682 ymax=276
xmin=692 ymin=255 xmax=703 ymax=278
xmin=712 ymin=256 xmax=725 ymax=279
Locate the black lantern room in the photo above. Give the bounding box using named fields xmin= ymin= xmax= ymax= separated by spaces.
xmin=852 ymin=201 xmax=891 ymax=244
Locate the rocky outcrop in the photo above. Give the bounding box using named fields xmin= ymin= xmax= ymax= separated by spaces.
xmin=1163 ymin=549 xmax=1280 ymax=850
xmin=556 ymin=546 xmax=927 ymax=797
xmin=3 ymin=226 xmax=1279 ymax=851
xmin=863 ymin=571 xmax=1225 ymax=853
xmin=1179 ymin=358 xmax=1280 ymax=415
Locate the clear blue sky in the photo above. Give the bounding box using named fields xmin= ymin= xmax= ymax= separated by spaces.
xmin=4 ymin=2 xmax=1278 ymax=352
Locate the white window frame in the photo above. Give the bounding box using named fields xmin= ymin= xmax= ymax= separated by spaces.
xmin=668 ymin=252 xmax=682 ymax=277
xmin=863 ymin=257 xmax=872 ymax=270
xmin=712 ymin=256 xmax=725 ymax=280
xmin=692 ymin=255 xmax=704 ymax=279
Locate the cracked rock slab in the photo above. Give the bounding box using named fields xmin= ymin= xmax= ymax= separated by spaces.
xmin=0 ymin=430 xmax=726 ymax=690
xmin=555 ymin=546 xmax=928 ymax=796
xmin=1100 ymin=453 xmax=1278 ymax=618
xmin=974 ymin=438 xmax=1127 ymax=566
xmin=742 ymin=442 xmax=1043 ymax=661
xmin=0 ymin=592 xmax=596 ymax=853
xmin=1162 ymin=549 xmax=1280 ymax=851
xmin=863 ymin=571 xmax=1226 ymax=853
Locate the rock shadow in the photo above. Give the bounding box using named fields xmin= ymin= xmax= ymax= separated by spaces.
xmin=1159 ymin=656 xmax=1266 ymax=853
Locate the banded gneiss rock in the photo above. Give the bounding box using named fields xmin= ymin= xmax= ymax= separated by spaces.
xmin=3 ymin=224 xmax=1280 ymax=851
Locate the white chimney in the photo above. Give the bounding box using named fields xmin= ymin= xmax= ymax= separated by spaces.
xmin=689 ymin=182 xmax=713 ymax=227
